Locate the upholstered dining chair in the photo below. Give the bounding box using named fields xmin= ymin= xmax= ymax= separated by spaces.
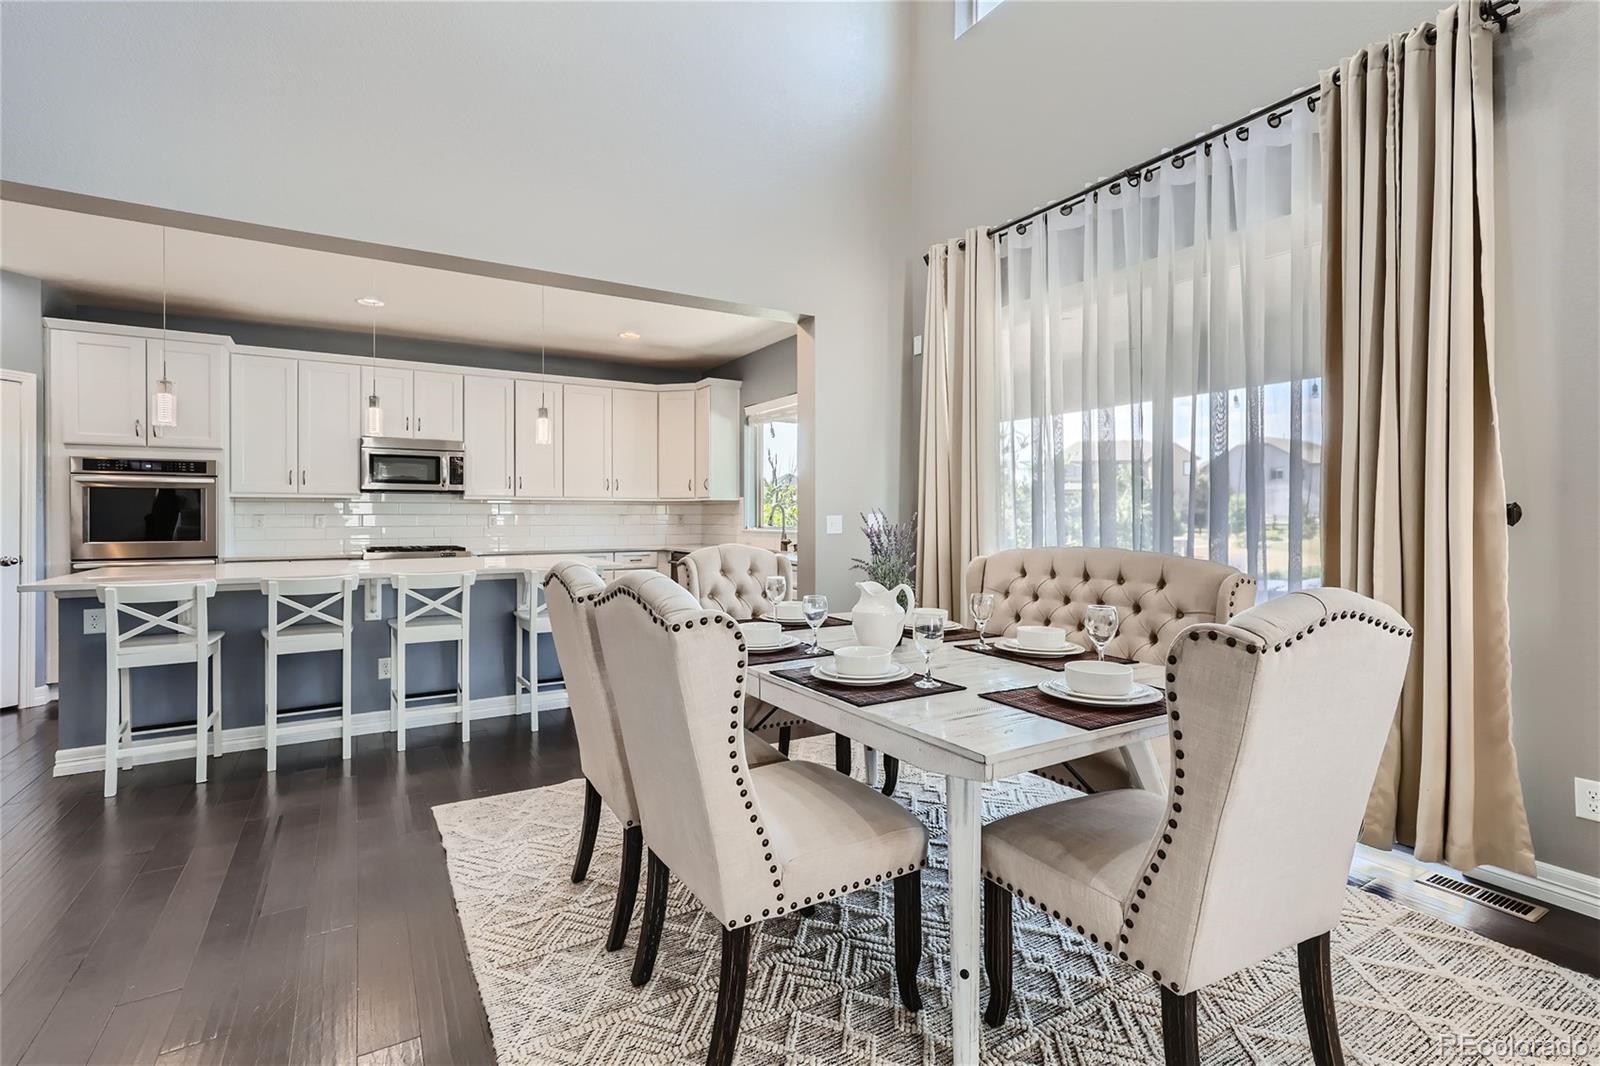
xmin=965 ymin=547 xmax=1253 ymax=792
xmin=981 ymin=588 xmax=1413 ymax=1065
xmin=595 ymin=571 xmax=929 ymax=1066
xmin=543 ymin=561 xmax=786 ymax=953
xmin=681 ymin=543 xmax=901 ymax=793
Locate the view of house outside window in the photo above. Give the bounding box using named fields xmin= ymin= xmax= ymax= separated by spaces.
xmin=745 ymin=397 xmax=798 ymax=533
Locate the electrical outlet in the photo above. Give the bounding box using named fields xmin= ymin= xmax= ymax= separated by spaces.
xmin=313 ymin=514 xmax=326 ymax=529
xmin=377 ymin=657 xmax=392 ymax=680
xmin=82 ymin=608 xmax=105 ymax=634
xmin=1576 ymin=778 xmax=1600 ymax=823
xmin=252 ymin=514 xmax=266 ymax=529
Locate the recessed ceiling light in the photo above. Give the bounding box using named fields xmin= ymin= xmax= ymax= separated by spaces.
xmin=618 ymin=330 xmax=641 ymax=341
xmin=356 ymin=296 xmax=385 ymax=308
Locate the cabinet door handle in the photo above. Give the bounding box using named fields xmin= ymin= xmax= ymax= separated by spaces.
xmin=134 ymin=418 xmax=142 ymax=438
xmin=288 ymin=469 xmax=294 ymax=485
xmin=418 ymin=418 xmax=423 ymax=434
xmin=517 ymin=475 xmax=523 ymax=490
xmin=301 ymin=469 xmax=306 ymax=485
xmin=703 ymin=478 xmax=709 ymax=490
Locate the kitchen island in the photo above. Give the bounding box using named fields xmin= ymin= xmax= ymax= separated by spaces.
xmin=22 ymin=552 xmax=646 ymax=774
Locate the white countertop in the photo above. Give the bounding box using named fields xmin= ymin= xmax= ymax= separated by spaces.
xmin=21 ymin=552 xmax=655 ymax=597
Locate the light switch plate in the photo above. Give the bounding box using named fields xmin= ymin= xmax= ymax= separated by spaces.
xmin=912 ymin=334 xmax=923 ymax=356
xmin=826 ymin=515 xmax=844 ymax=535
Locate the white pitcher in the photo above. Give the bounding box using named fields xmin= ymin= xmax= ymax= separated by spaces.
xmin=850 ymin=580 xmax=915 ymax=650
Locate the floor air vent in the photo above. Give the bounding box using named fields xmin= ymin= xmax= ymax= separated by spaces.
xmin=1417 ymin=873 xmax=1548 ymax=922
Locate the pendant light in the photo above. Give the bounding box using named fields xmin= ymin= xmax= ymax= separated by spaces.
xmin=534 ymin=285 xmax=552 ymax=446
xmin=363 ymin=285 xmax=384 ymax=437
xmin=149 ymin=227 xmax=178 ymax=430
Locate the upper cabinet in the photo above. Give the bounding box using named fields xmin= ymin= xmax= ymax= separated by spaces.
xmin=514 ymin=380 xmax=562 ymax=498
xmin=231 ymin=353 xmax=359 ymax=497
xmin=361 ymin=364 xmax=413 ymax=437
xmin=657 ymin=389 xmax=696 ymax=499
xmin=561 ymin=384 xmax=612 ymax=499
xmin=359 ymin=366 xmax=463 ymax=441
xmin=462 ymin=375 xmax=515 ymax=498
xmin=297 ymin=361 xmax=362 ymax=495
xmin=695 ymin=380 xmax=742 ymax=500
xmin=53 ymin=329 xmax=225 ymax=449
xmin=610 ymin=388 xmax=658 ymax=499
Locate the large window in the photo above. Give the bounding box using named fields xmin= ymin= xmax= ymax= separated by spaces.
xmin=744 ymin=396 xmax=798 ymax=532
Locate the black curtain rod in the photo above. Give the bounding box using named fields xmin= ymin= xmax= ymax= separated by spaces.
xmin=961 ymin=0 xmax=1521 ymax=245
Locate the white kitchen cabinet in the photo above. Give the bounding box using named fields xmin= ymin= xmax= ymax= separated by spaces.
xmin=695 ymin=379 xmax=742 ymax=500
xmin=55 ymin=331 xmax=149 ymax=447
xmin=463 ymin=375 xmax=515 ymax=497
xmin=146 ymin=340 xmax=226 ymax=449
xmin=561 ymin=384 xmax=612 ymax=499
xmin=413 ymin=370 xmax=464 ymax=442
xmin=610 ymin=388 xmax=658 ymax=499
xmin=514 ymin=380 xmax=562 ymax=497
xmin=657 ymin=389 xmax=696 ymax=499
xmin=230 ymin=353 xmax=299 ymax=495
xmin=297 ymin=360 xmax=362 ymax=496
xmin=361 ymin=364 xmax=414 ymax=437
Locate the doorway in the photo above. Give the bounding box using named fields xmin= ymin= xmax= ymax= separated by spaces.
xmin=1 ymin=370 xmax=39 ymax=709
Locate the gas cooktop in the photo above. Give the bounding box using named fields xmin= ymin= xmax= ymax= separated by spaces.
xmin=362 ymin=545 xmax=473 ymax=560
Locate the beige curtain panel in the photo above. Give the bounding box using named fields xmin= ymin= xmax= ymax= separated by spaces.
xmin=1321 ymin=0 xmax=1534 ymax=875
xmin=917 ymin=230 xmax=995 ymax=617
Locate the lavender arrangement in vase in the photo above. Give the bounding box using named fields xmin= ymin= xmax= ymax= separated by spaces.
xmin=850 ymin=509 xmax=918 ymax=590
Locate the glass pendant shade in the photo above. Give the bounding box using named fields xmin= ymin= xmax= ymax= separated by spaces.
xmin=151 ymin=377 xmax=178 ymax=429
xmin=366 ymin=393 xmax=384 ymax=437
xmin=534 ymin=401 xmax=552 ymax=446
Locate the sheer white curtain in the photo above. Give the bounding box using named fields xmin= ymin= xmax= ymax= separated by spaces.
xmin=994 ymin=104 xmax=1324 ymax=595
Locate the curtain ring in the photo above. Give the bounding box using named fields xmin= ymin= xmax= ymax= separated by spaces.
xmin=1016 ymin=221 xmax=1029 ymax=235
xmin=1236 ymin=126 xmax=1250 ymax=141
xmin=1144 ymin=166 xmax=1157 ymax=182
xmin=1172 ymin=153 xmax=1186 ymax=170
xmin=1109 ymin=180 xmax=1121 ymax=195
xmin=1308 ymin=95 xmax=1319 ymax=113
xmin=1204 ymin=141 xmax=1213 ymax=156
xmin=1060 ymin=202 xmax=1073 ymax=216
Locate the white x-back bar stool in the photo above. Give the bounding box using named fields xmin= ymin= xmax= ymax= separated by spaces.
xmin=96 ymin=579 xmax=223 ymax=798
xmin=513 ymin=568 xmax=546 ymax=732
xmin=261 ymin=575 xmax=358 ymax=770
xmin=389 ymin=572 xmax=476 ymax=751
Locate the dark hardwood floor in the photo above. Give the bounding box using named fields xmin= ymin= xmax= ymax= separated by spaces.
xmin=2 ymin=701 xmax=1594 ymax=1065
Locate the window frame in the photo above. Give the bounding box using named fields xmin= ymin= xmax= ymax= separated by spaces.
xmin=743 ymin=394 xmax=799 ymax=533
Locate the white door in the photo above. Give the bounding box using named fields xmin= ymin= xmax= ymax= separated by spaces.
xmin=610 ymin=388 xmax=658 ymax=499
xmin=297 ymin=360 xmax=362 ymax=495
xmin=657 ymin=389 xmax=696 ymax=499
xmin=146 ymin=340 xmax=225 ymax=449
xmin=413 ymin=370 xmax=464 ymax=442
xmin=361 ymin=365 xmax=414 ymax=437
xmin=55 ymin=331 xmax=148 ymax=447
xmin=1 ymin=379 xmax=21 ymax=707
xmin=561 ymin=384 xmax=612 ymax=499
xmin=230 ymin=353 xmax=298 ymax=495
xmin=463 ymin=375 xmax=515 ymax=497
xmin=515 ymin=380 xmax=562 ymax=497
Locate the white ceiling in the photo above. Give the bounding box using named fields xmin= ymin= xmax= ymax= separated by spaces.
xmin=0 ymin=201 xmax=794 ymax=366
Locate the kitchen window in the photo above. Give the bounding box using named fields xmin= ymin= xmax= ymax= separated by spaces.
xmin=744 ymin=395 xmax=798 ymax=533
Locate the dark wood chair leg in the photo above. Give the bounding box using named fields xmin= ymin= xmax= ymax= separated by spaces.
xmin=982 ymin=879 xmax=1012 ymax=1027
xmin=891 ymin=871 xmax=923 ymax=1011
xmin=1160 ymin=986 xmax=1200 ymax=1066
xmin=881 ymin=755 xmax=900 ymax=796
xmin=706 ymin=925 xmax=754 ymax=1066
xmin=1298 ymin=932 xmax=1344 ymax=1066
xmin=606 ymin=825 xmax=643 ymax=952
xmin=834 ymin=734 xmax=851 ymax=775
xmin=777 ymin=726 xmax=791 ymax=756
xmin=571 ymin=779 xmax=601 ymax=883
xmin=631 ymin=850 xmax=670 ymax=987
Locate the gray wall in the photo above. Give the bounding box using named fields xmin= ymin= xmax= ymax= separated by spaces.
xmin=1 ymin=270 xmax=47 ymax=686
xmin=903 ymin=0 xmax=1600 ymax=878
xmin=708 ymin=335 xmax=797 ymax=408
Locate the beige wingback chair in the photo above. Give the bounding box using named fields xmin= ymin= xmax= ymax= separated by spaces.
xmin=981 ymin=588 xmax=1413 ymax=1064
xmin=965 ymin=547 xmax=1254 ymax=792
xmin=543 ymin=562 xmax=783 ymax=952
xmin=595 ymin=571 xmax=928 ymax=1066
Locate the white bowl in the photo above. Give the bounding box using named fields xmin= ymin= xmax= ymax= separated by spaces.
xmin=740 ymin=621 xmax=783 ymax=648
xmin=1062 ymin=660 xmax=1134 ymax=697
xmin=1016 ymin=625 xmax=1068 ymax=651
xmin=770 ymin=601 xmax=806 ymax=622
xmin=832 ymin=645 xmax=894 ymax=678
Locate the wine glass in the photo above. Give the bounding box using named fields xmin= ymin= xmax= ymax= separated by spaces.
xmin=969 ymin=592 xmax=996 ymax=649
xmin=912 ymin=608 xmax=946 ymax=689
xmin=1084 ymin=604 xmax=1119 ymax=662
xmin=802 ymin=594 xmax=829 ymax=649
xmin=765 ymin=574 xmax=788 ymax=612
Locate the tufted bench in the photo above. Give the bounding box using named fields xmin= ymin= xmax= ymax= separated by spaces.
xmin=964 ymin=547 xmax=1253 ymax=791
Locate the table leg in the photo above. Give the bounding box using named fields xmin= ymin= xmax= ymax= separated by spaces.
xmin=864 ymin=746 xmax=880 ymax=789
xmin=945 ymin=774 xmax=982 ymax=1065
xmin=1122 ymin=740 xmax=1166 ymax=794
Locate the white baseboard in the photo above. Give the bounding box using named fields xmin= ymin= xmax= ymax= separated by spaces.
xmin=21 ymin=683 xmax=55 ymax=708
xmin=1471 ymin=860 xmax=1600 ymax=920
xmin=53 ymin=687 xmax=570 ymax=778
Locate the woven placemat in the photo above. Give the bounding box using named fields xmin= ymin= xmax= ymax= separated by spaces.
xmin=771 ymin=666 xmax=965 ymax=706
xmin=747 ymin=643 xmax=832 ymax=666
xmin=771 ymin=615 xmax=852 ymax=631
xmin=979 ymin=684 xmax=1164 ymax=730
xmin=953 ymin=643 xmax=1136 ymax=670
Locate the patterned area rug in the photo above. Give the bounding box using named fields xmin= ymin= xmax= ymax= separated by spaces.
xmin=433 ymin=741 xmax=1600 ymax=1064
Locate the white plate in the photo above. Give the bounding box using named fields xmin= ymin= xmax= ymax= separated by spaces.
xmin=811 ymin=663 xmax=913 ymax=687
xmin=747 ymin=634 xmax=803 ymax=653
xmin=1037 ymin=679 xmax=1162 ymax=706
xmin=996 ymin=638 xmax=1085 ymax=658
xmin=900 ymin=618 xmax=963 ymax=632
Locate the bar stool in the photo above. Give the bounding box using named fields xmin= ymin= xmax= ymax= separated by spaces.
xmin=389 ymin=572 xmax=476 ymax=751
xmin=513 ymin=568 xmax=545 ymax=732
xmin=96 ymin=579 xmax=223 ymax=798
xmin=261 ymin=575 xmax=358 ymax=770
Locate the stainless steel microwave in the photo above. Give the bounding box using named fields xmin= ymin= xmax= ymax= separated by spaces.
xmin=69 ymin=456 xmax=219 ymax=563
xmin=360 ymin=437 xmax=466 ymax=493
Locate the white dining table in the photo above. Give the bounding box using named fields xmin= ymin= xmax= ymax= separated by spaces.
xmin=749 ymin=619 xmax=1169 ymax=1066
